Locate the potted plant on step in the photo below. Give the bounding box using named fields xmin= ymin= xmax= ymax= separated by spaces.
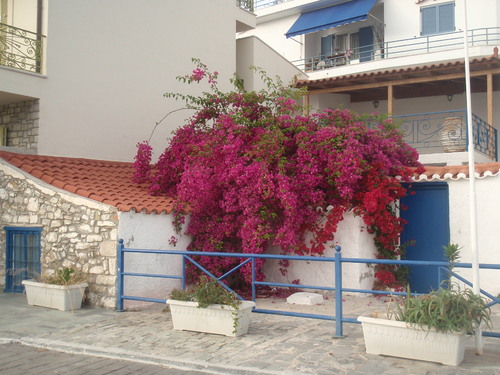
xmin=22 ymin=267 xmax=88 ymax=311
xmin=166 ymin=277 xmax=256 ymax=337
xmin=358 ymin=244 xmax=492 ymax=366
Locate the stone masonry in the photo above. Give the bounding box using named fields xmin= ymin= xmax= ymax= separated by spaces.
xmin=0 ymin=100 xmax=39 ymax=151
xmin=0 ymin=163 xmax=119 ymax=308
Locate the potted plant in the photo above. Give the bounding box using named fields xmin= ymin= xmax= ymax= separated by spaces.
xmin=166 ymin=277 xmax=255 ymax=337
xmin=22 ymin=267 xmax=88 ymax=311
xmin=358 ymin=244 xmax=492 ymax=366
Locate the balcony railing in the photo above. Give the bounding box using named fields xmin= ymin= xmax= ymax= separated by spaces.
xmin=0 ymin=23 xmax=45 ymax=73
xmin=237 ymin=0 xmax=254 ymax=12
xmin=254 ymin=0 xmax=294 ymax=10
xmin=392 ymin=110 xmax=498 ymax=161
xmin=294 ymin=27 xmax=500 ymax=72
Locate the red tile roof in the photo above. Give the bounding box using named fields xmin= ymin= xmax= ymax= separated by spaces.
xmin=0 ymin=151 xmax=174 ymax=214
xmin=1 ymin=151 xmax=499 ymax=213
xmin=414 ymin=162 xmax=500 ymax=181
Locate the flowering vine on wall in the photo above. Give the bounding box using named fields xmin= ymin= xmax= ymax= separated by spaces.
xmin=133 ymin=59 xmax=423 ymax=291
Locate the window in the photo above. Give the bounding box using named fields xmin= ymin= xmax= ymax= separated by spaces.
xmin=421 ymin=2 xmax=455 ymax=35
xmin=4 ymin=226 xmax=42 ymax=292
xmin=334 ymin=34 xmax=348 ymax=52
xmin=321 ymin=34 xmax=334 ymax=59
xmin=350 ymin=32 xmax=360 ymax=59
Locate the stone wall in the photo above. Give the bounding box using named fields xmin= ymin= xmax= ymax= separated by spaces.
xmin=0 ymin=100 xmax=39 ymax=150
xmin=0 ymin=162 xmax=119 ymax=308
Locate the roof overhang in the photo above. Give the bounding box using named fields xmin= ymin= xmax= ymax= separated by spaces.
xmin=296 ymin=56 xmax=500 ymax=102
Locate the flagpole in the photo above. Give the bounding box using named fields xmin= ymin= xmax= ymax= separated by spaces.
xmin=462 ymin=0 xmax=482 ymax=355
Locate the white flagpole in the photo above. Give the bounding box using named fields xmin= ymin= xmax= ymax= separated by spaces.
xmin=462 ymin=0 xmax=482 ymax=355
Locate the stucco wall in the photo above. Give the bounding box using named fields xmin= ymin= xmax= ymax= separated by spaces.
xmin=0 ymin=0 xmax=246 ymax=162
xmin=117 ymin=211 xmax=191 ymax=309
xmin=263 ymin=211 xmax=377 ymax=295
xmin=37 ymin=0 xmax=240 ymax=162
xmin=0 ymin=161 xmax=119 ymax=308
xmin=384 ymin=0 xmax=499 ymax=41
xmin=236 ymin=36 xmax=306 ymax=92
xmin=447 ymin=172 xmax=500 ymax=296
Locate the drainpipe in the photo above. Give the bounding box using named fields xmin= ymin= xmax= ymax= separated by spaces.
xmin=36 ymin=0 xmax=43 ymax=73
xmin=463 ymin=0 xmax=482 ymax=356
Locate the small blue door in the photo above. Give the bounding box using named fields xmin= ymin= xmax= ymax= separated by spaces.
xmin=4 ymin=227 xmax=42 ymax=293
xmin=400 ymin=183 xmax=450 ymax=293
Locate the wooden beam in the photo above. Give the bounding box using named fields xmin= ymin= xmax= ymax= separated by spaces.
xmin=306 ymin=68 xmax=500 ymax=95
xmin=388 ymin=85 xmax=393 ymax=115
xmin=487 ymin=73 xmax=493 ymax=126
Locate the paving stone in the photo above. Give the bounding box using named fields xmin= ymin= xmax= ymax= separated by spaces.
xmin=1 ymin=293 xmax=500 ymax=375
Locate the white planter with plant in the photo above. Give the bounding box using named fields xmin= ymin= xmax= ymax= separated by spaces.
xmin=22 ymin=268 xmax=88 ymax=311
xmin=359 ymin=244 xmax=491 ymax=366
xmin=166 ymin=277 xmax=255 ymax=337
xmin=358 ymin=316 xmax=467 ymax=366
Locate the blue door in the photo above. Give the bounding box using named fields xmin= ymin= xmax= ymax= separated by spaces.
xmin=4 ymin=227 xmax=42 ymax=293
xmin=400 ymin=183 xmax=450 ymax=293
xmin=359 ymin=26 xmax=373 ymax=62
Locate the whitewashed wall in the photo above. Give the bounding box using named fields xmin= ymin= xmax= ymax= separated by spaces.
xmin=108 ymin=171 xmax=500 ymax=306
xmin=117 ymin=211 xmax=191 ymax=309
xmin=263 ymin=211 xmax=377 ymax=295
xmin=446 ymin=172 xmax=500 ymax=297
xmin=236 ymin=36 xmax=306 ymax=91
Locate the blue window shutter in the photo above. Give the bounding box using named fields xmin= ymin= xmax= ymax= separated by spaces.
xmin=359 ymin=26 xmax=373 ymax=62
xmin=438 ymin=3 xmax=455 ymax=32
xmin=421 ymin=6 xmax=437 ymax=35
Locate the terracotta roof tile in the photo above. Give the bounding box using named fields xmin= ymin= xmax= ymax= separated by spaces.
xmin=1 ymin=151 xmax=498 ymax=212
xmin=0 ymin=151 xmax=175 ymax=214
xmin=414 ymin=162 xmax=500 ymax=181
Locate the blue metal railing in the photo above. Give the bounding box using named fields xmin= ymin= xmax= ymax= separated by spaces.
xmin=117 ymin=239 xmax=499 ymax=338
xmin=391 ymin=109 xmax=498 ymax=161
xmin=292 ymin=27 xmax=500 ymax=72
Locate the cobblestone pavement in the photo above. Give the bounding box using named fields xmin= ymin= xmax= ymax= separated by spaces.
xmin=1 ymin=293 xmax=499 ymax=375
xmin=0 ymin=342 xmax=210 ymax=375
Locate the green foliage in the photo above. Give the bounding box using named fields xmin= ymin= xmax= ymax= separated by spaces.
xmin=393 ymin=244 xmax=491 ymax=334
xmin=170 ymin=277 xmax=242 ymax=310
xmin=394 ymin=285 xmax=491 ymax=334
xmin=41 ymin=267 xmax=87 ymax=286
xmin=169 ymin=277 xmax=243 ymax=333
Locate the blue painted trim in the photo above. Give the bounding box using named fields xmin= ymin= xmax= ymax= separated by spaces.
xmin=4 ymin=226 xmax=42 ymax=293
xmin=116 ymin=239 xmax=124 ymax=311
xmin=116 ymin=240 xmax=500 ymax=338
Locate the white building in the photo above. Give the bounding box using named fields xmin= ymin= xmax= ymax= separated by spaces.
xmin=0 ymin=0 xmax=260 ymax=161
xmin=1 ymin=0 xmax=499 ymax=303
xmin=242 ymin=0 xmax=500 ymax=166
xmin=242 ymin=0 xmax=500 ymax=295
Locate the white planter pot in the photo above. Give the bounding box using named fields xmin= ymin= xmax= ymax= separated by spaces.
xmin=358 ymin=316 xmax=466 ymax=366
xmin=22 ymin=280 xmax=88 ymax=311
xmin=166 ymin=299 xmax=256 ymax=337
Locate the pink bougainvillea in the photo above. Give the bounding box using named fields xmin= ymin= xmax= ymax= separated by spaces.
xmin=133 ymin=59 xmax=423 ymax=291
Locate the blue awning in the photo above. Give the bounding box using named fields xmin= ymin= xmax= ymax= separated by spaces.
xmin=285 ymin=0 xmax=377 ymax=38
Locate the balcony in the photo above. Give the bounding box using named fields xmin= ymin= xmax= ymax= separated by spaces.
xmin=0 ymin=23 xmax=45 ymax=74
xmin=392 ymin=110 xmax=498 ymax=165
xmin=238 ymin=0 xmax=255 ymax=12
xmin=293 ymin=27 xmax=500 ymax=73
